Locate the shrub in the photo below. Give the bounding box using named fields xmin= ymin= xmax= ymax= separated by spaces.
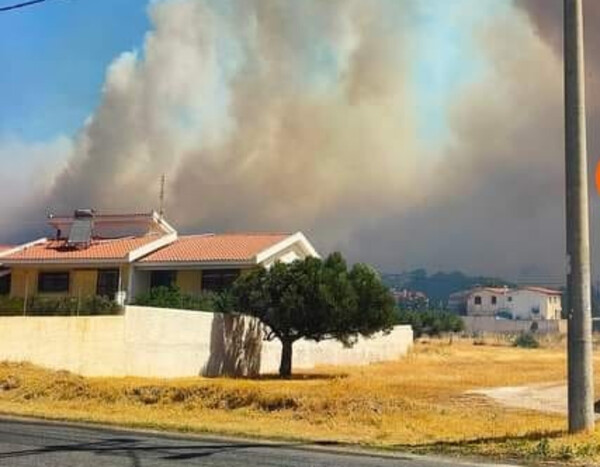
xmin=0 ymin=295 xmax=122 ymax=316
xmin=133 ymin=286 xmax=185 ymax=309
xmin=0 ymin=296 xmax=25 ymax=315
xmin=80 ymin=295 xmax=123 ymax=315
xmin=395 ymin=308 xmax=464 ymax=338
xmin=133 ymin=286 xmax=228 ymax=313
xmin=513 ymin=332 xmax=540 ymax=349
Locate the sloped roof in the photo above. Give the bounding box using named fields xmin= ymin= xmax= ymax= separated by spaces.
xmin=1 ymin=236 xmax=164 ymax=262
xmin=519 ymin=286 xmax=563 ymax=296
xmin=139 ymin=233 xmax=291 ymax=264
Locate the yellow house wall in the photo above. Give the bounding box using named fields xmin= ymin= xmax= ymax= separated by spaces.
xmin=176 ymin=270 xmax=202 ymax=295
xmin=10 ymin=268 xmax=38 ymax=298
xmin=121 ymin=265 xmax=130 ymax=291
xmin=72 ymin=270 xmax=98 ymax=297
xmin=10 ymin=267 xmax=125 ymax=298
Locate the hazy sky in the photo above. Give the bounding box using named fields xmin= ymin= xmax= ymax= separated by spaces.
xmin=0 ymin=0 xmax=596 ymax=282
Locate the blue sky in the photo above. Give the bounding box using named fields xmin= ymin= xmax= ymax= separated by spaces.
xmin=0 ymin=0 xmax=506 ymax=153
xmin=410 ymin=0 xmax=509 ymax=143
xmin=0 ymin=0 xmax=150 ymax=141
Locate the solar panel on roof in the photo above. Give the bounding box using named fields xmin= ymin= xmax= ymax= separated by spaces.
xmin=67 ymin=219 xmax=93 ymax=247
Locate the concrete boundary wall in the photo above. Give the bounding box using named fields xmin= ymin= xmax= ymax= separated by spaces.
xmin=462 ymin=316 xmax=567 ymax=335
xmin=0 ymin=306 xmax=413 ymax=378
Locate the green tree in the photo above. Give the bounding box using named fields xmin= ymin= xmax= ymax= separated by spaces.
xmin=232 ymin=253 xmax=395 ymax=378
xmin=395 ymin=307 xmax=463 ymax=338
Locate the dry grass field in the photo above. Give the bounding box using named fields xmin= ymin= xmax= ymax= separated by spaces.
xmin=1 ymin=338 xmax=600 ymax=464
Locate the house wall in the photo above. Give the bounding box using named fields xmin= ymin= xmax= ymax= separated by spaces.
xmin=131 ymin=268 xmax=252 ymax=300
xmin=10 ymin=267 xmax=37 ymax=298
xmin=9 ymin=266 xmax=125 ymax=299
xmin=0 ymin=306 xmax=414 ymax=378
xmin=506 ymin=290 xmax=562 ymax=320
xmin=72 ymin=270 xmax=98 ymax=296
xmin=121 ymin=265 xmax=131 ymax=293
xmin=466 ymin=290 xmax=509 ymax=316
xmin=176 ymin=270 xmax=202 ymax=295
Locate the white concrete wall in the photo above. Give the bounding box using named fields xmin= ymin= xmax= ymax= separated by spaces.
xmin=0 ymin=306 xmax=413 ymax=378
xmin=260 ymin=326 xmax=414 ymax=373
xmin=463 ymin=316 xmax=567 ymax=335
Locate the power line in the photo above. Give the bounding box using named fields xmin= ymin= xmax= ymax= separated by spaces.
xmin=0 ymin=0 xmax=59 ymax=12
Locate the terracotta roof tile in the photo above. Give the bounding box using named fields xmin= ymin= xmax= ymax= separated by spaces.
xmin=140 ymin=233 xmax=290 ymax=263
xmin=2 ymin=236 xmax=163 ymax=262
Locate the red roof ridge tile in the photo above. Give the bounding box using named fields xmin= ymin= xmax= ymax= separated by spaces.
xmin=177 ymin=232 xmax=292 ymax=240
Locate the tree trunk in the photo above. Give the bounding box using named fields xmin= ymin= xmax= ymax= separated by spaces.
xmin=279 ymin=339 xmax=294 ymax=378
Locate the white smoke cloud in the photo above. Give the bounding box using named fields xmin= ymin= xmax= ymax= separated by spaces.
xmin=0 ymin=0 xmax=582 ymax=280
xmin=351 ymin=6 xmax=567 ymax=280
xmin=0 ymin=136 xmax=72 ymax=237
xmin=22 ymin=0 xmax=429 ymax=246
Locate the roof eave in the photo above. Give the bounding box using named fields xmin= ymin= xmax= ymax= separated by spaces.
xmin=0 ymin=258 xmax=130 ymax=266
xmin=135 ymin=259 xmax=255 ymax=270
xmin=0 ymin=238 xmax=48 ymax=263
xmin=255 ymin=231 xmax=320 ymax=265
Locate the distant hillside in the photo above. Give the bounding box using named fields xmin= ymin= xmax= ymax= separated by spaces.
xmin=381 ymin=269 xmax=514 ymax=306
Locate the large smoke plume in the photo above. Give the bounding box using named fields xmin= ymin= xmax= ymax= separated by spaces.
xmin=42 ymin=0 xmax=423 ymax=240
xmin=6 ymin=0 xmax=599 ymax=280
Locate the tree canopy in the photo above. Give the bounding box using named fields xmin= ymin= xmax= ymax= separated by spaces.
xmin=232 ymin=253 xmax=396 ymax=377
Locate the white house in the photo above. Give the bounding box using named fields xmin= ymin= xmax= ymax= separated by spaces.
xmin=465 ymin=286 xmax=562 ymax=321
xmin=466 ymin=287 xmax=511 ymax=317
xmin=507 ymin=287 xmax=562 ymax=321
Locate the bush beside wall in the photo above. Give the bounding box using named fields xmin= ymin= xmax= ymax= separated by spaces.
xmin=0 ymin=295 xmax=122 ymax=316
xmin=395 ymin=308 xmax=464 ymax=338
xmin=133 ymin=286 xmax=232 ymax=313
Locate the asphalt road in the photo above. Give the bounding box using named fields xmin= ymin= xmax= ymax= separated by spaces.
xmin=0 ymin=418 xmax=518 ymax=467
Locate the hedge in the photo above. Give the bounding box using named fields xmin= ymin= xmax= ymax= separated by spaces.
xmin=0 ymin=295 xmax=123 ymax=316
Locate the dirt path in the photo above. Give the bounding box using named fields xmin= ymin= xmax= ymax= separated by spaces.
xmin=469 ymin=383 xmax=569 ymax=415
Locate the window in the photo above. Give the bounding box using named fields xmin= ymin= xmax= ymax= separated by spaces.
xmin=474 ymin=296 xmax=482 ymax=305
xmin=38 ymin=272 xmax=70 ymax=293
xmin=202 ymin=269 xmax=240 ymax=292
xmin=508 ymin=296 xmax=513 ymax=302
xmin=150 ymin=270 xmax=177 ymax=289
xmin=491 ymin=296 xmax=497 ymax=305
xmin=0 ymin=272 xmax=10 ymax=296
xmin=97 ymin=269 xmax=120 ymax=298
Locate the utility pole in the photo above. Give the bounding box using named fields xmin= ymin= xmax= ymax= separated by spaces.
xmin=564 ymin=0 xmax=595 ymax=433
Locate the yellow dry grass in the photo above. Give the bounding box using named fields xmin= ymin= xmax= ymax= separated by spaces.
xmin=1 ymin=338 xmax=600 ymax=464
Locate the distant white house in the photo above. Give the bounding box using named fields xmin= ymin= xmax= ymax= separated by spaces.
xmin=466 ymin=287 xmax=510 ymax=317
xmin=464 ymin=286 xmax=562 ymax=321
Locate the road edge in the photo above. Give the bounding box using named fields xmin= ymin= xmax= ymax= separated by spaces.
xmin=0 ymin=413 xmax=521 ymax=467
